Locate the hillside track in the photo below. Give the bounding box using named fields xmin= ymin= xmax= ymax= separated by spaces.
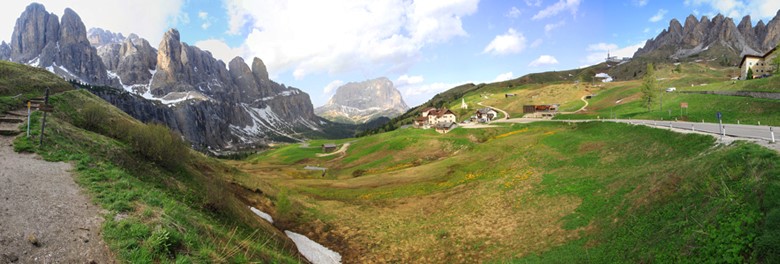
xmin=0 ymin=111 xmax=115 ymax=263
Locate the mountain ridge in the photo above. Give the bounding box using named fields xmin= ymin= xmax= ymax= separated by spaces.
xmin=2 ymin=3 xmax=347 ymax=152
xmin=635 ymin=11 xmax=780 ymax=63
xmin=315 ymin=77 xmax=408 ymax=124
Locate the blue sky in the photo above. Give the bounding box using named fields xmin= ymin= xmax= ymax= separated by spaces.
xmin=2 ymin=0 xmax=780 ymax=107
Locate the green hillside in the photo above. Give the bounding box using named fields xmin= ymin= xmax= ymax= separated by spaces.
xmin=1 ymin=66 xmax=302 ymax=262
xmin=232 ymin=122 xmax=780 ymax=263
xmin=0 ymin=60 xmax=72 ymax=112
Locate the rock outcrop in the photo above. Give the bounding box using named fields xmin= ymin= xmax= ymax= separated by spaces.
xmin=0 ymin=41 xmax=9 ymax=61
xmin=315 ymin=77 xmax=408 ymax=124
xmin=87 ymin=28 xmax=125 ymax=46
xmin=635 ymin=11 xmax=780 ymax=63
xmin=8 ymin=3 xmax=112 ymax=86
xmin=3 ymin=3 xmax=346 ymax=152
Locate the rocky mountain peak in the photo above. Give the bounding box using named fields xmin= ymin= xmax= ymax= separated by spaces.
xmin=7 ymin=3 xmax=111 ymax=86
xmin=315 ymin=77 xmax=408 ymax=124
xmin=252 ymin=57 xmax=269 ymax=81
xmin=60 ymin=8 xmax=89 ymax=45
xmin=88 ymin=28 xmax=125 ymax=46
xmin=0 ymin=41 xmax=10 ymax=61
xmin=683 ymin=15 xmax=698 ymax=31
xmin=635 ymin=11 xmax=780 ymax=63
xmin=738 ymin=15 xmax=752 ymax=30
xmin=9 ymin=3 xmax=59 ymax=63
xmin=669 ymin=18 xmax=683 ymax=34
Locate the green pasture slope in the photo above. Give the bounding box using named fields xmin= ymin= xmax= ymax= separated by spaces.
xmin=247 ymin=120 xmax=780 ymax=263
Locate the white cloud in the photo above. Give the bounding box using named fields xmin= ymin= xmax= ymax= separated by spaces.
xmin=649 ymin=9 xmax=668 ymax=22
xmin=0 ymin=0 xmax=185 ymax=45
xmin=198 ymin=11 xmax=212 ymax=29
xmin=635 ymin=0 xmax=648 ymax=7
xmin=323 ymin=80 xmax=344 ymax=94
xmin=544 ymin=20 xmax=566 ymax=33
xmin=230 ymin=0 xmax=478 ymax=79
xmin=493 ymin=72 xmax=514 ymax=82
xmin=507 ymin=6 xmax=522 ymax=18
xmin=525 ymin=0 xmax=542 ymax=7
xmin=193 ymin=39 xmax=246 ymax=65
xmin=396 ymin=74 xmax=424 ymax=86
xmin=684 ymin=0 xmax=780 ymax=20
xmin=530 ymin=39 xmax=544 ymax=48
xmin=588 ymin=43 xmax=619 ymax=51
xmin=532 ymin=0 xmax=581 ymax=20
xmin=483 ymin=28 xmax=527 ymax=55
xmin=403 ymin=82 xmax=457 ymax=97
xmin=529 ymin=55 xmax=559 ymax=67
xmin=584 ymin=41 xmax=646 ymax=65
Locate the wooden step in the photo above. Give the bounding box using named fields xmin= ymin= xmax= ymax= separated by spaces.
xmin=3 ymin=111 xmax=27 ymax=117
xmin=0 ymin=129 xmax=21 ymax=136
xmin=0 ymin=118 xmax=23 ymax=123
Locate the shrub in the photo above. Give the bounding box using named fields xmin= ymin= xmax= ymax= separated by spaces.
xmin=352 ymin=169 xmax=367 ymax=177
xmin=76 ymin=102 xmax=107 ymax=133
xmin=127 ymin=123 xmax=189 ymax=170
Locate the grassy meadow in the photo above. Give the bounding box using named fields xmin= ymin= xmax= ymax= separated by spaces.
xmin=230 ymin=120 xmax=780 ymax=263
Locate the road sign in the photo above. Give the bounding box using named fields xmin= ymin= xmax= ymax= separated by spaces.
xmin=680 ymin=102 xmax=688 ymax=108
xmin=717 ymin=111 xmax=722 ymax=120
xmin=39 ymin=105 xmax=54 ymax=112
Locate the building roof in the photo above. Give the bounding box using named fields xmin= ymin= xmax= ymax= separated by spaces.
xmin=740 ymin=47 xmax=777 ymax=68
xmin=434 ymin=108 xmax=455 ymax=117
xmin=435 ymin=122 xmax=455 ymax=129
xmin=476 ymin=108 xmax=495 ymax=114
xmin=322 ymin=143 xmax=337 ymax=148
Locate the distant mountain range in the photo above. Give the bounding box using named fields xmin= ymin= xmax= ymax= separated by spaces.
xmin=635 ymin=11 xmax=780 ymax=63
xmin=0 ymin=3 xmax=353 ymax=153
xmin=315 ymin=77 xmax=408 ymax=124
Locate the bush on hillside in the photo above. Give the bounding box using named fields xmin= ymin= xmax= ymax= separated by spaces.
xmin=76 ymin=102 xmax=108 ymax=133
xmin=127 ymin=123 xmax=189 ymax=170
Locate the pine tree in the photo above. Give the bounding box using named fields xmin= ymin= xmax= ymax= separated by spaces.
xmin=747 ymin=68 xmax=754 ymax=80
xmin=641 ymin=63 xmax=656 ymax=111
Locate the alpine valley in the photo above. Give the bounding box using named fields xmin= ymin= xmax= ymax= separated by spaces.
xmin=1 ymin=3 xmax=363 ymax=154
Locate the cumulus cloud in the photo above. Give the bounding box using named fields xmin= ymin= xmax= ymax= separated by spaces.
xmin=649 ymin=9 xmax=668 ymax=22
xmin=588 ymin=43 xmax=619 ymax=51
xmin=584 ymin=41 xmax=646 ymax=65
xmin=198 ymin=11 xmax=213 ymax=30
xmin=684 ymin=0 xmax=779 ymax=20
xmin=493 ymin=72 xmax=514 ymax=82
xmin=403 ymin=82 xmax=458 ymax=97
xmin=525 ymin=0 xmax=542 ymax=7
xmin=396 ymin=74 xmax=425 ymax=86
xmin=323 ymin=80 xmax=344 ymax=94
xmin=483 ymin=28 xmax=527 ymax=55
xmin=227 ymin=0 xmax=478 ymax=79
xmin=545 ymin=20 xmax=566 ymax=33
xmin=507 ymin=6 xmax=522 ymax=18
xmin=194 ymin=39 xmax=247 ymax=65
xmin=532 ymin=0 xmax=581 ymax=20
xmin=529 ymin=55 xmax=559 ymax=67
xmin=0 ymin=0 xmax=185 ymax=45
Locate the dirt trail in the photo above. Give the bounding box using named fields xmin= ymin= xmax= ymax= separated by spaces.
xmin=0 ymin=111 xmax=114 ymax=263
xmin=315 ymin=143 xmax=350 ymax=157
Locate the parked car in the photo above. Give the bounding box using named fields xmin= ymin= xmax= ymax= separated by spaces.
xmin=665 ymin=87 xmax=676 ymax=92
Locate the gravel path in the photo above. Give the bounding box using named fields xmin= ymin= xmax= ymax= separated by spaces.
xmin=0 ymin=132 xmax=114 ymax=263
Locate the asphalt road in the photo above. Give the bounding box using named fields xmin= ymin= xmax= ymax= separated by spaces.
xmin=612 ymin=119 xmax=777 ymax=142
xmin=494 ymin=117 xmax=779 ymax=151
